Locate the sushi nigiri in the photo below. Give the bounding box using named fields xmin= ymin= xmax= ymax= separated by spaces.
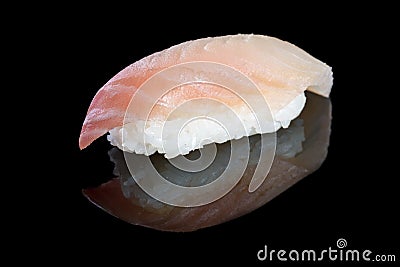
xmin=79 ymin=34 xmax=332 ymax=158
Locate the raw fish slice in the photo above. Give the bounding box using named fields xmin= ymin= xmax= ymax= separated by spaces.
xmin=79 ymin=35 xmax=332 ymax=154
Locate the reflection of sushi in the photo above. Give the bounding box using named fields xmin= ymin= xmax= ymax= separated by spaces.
xmin=83 ymin=92 xmax=332 ymax=231
xmin=79 ymin=34 xmax=332 ymax=157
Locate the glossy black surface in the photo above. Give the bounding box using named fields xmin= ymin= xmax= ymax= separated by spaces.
xmin=38 ymin=5 xmax=399 ymax=264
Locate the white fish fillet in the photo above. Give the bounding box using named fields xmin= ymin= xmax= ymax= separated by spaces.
xmin=79 ymin=34 xmax=333 ymax=158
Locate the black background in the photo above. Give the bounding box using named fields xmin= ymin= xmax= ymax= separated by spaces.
xmin=32 ymin=4 xmax=398 ymax=265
